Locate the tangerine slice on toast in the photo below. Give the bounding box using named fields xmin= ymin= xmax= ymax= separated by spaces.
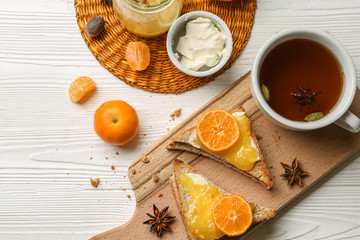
xmin=212 ymin=195 xmax=253 ymax=236
xmin=196 ymin=109 xmax=240 ymax=152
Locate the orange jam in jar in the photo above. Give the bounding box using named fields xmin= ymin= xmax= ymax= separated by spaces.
xmin=113 ymin=0 xmax=183 ymax=37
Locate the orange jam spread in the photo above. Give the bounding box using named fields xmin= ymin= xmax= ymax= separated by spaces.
xmin=179 ymin=173 xmax=223 ymax=240
xmin=192 ymin=112 xmax=259 ymax=171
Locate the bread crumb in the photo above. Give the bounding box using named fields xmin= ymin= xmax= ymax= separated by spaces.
xmin=127 ymin=194 xmax=131 ymax=199
xmin=158 ymin=192 xmax=163 ymax=197
xmin=111 ymin=165 xmax=115 ymax=170
xmin=116 ymin=151 xmax=119 ymax=155
xmin=141 ymin=156 xmax=149 ymax=163
xmin=144 ymin=133 xmax=147 ymax=136
xmin=170 ymin=108 xmax=181 ymax=118
xmin=105 ymin=157 xmax=108 ymax=160
xmin=90 ymin=178 xmax=100 ymax=188
xmin=90 ymin=157 xmax=93 ymax=160
xmin=131 ymin=169 xmax=136 ymax=174
xmin=153 ymin=174 xmax=159 ymax=182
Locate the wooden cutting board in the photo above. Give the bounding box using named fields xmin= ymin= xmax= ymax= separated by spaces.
xmin=91 ymin=72 xmax=360 ymax=240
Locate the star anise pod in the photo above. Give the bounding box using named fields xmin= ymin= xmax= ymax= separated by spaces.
xmin=100 ymin=0 xmax=112 ymax=6
xmin=291 ymin=87 xmax=321 ymax=110
xmin=143 ymin=204 xmax=176 ymax=237
xmin=280 ymin=158 xmax=309 ymax=187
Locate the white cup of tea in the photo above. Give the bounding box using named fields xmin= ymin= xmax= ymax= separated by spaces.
xmin=251 ymin=28 xmax=360 ymax=133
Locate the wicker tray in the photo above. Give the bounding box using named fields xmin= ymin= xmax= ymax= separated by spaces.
xmin=74 ymin=0 xmax=256 ymax=94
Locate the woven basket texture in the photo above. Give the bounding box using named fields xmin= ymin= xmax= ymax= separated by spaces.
xmin=74 ymin=0 xmax=257 ymax=94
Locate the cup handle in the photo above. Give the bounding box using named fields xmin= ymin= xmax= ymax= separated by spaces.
xmin=335 ymin=110 xmax=360 ymax=133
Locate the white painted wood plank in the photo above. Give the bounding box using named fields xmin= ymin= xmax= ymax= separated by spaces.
xmin=0 ymin=0 xmax=360 ymax=239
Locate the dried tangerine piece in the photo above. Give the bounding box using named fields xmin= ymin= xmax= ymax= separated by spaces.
xmin=126 ymin=42 xmax=150 ymax=71
xmin=68 ymin=76 xmax=96 ymax=103
xmin=196 ymin=109 xmax=240 ymax=152
xmin=212 ymin=195 xmax=253 ymax=236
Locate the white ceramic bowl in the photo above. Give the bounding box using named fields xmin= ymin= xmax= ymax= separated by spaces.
xmin=166 ymin=11 xmax=233 ymax=77
xmin=251 ymin=28 xmax=360 ymax=133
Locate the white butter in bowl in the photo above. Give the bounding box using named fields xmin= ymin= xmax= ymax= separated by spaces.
xmin=166 ymin=11 xmax=233 ymax=77
xmin=176 ymin=17 xmax=227 ymax=71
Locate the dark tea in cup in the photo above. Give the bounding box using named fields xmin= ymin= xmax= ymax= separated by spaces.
xmin=251 ymin=28 xmax=360 ymax=132
xmin=259 ymin=38 xmax=343 ymax=122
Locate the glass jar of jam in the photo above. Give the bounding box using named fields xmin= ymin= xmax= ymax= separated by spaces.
xmin=113 ymin=0 xmax=183 ymax=37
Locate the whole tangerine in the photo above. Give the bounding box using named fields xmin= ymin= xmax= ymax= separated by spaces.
xmin=94 ymin=100 xmax=139 ymax=146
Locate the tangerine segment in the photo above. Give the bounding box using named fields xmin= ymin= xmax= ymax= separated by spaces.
xmin=212 ymin=195 xmax=253 ymax=236
xmin=196 ymin=109 xmax=240 ymax=152
xmin=68 ymin=76 xmax=96 ymax=103
xmin=126 ymin=42 xmax=150 ymax=71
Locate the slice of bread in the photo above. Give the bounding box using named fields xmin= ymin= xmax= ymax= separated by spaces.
xmin=170 ymin=159 xmax=276 ymax=240
xmin=167 ymin=106 xmax=273 ymax=189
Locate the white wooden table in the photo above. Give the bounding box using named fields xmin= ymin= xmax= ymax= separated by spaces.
xmin=1 ymin=0 xmax=360 ymax=239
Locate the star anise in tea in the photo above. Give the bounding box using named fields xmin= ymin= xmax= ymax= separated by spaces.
xmin=100 ymin=0 xmax=112 ymax=6
xmin=291 ymin=87 xmax=321 ymax=110
xmin=281 ymin=158 xmax=309 ymax=187
xmin=143 ymin=204 xmax=175 ymax=237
